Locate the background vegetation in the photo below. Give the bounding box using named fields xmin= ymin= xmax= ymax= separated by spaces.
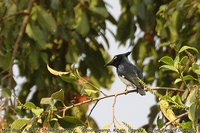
xmin=0 ymin=0 xmax=200 ymax=132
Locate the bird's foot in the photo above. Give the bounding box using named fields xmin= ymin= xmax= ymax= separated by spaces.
xmin=124 ymin=87 xmax=128 ymax=95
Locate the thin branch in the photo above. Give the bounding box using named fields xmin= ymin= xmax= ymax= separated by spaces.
xmin=61 ymin=89 xmax=138 ymax=112
xmin=8 ymin=0 xmax=34 ymax=106
xmin=160 ymin=112 xmax=188 ymax=131
xmin=87 ymin=100 xmax=99 ymax=118
xmin=86 ymin=100 xmax=99 ymax=126
xmin=8 ymin=0 xmax=33 ymax=85
xmin=0 ymin=10 xmax=30 ymax=21
xmin=112 ymin=95 xmax=117 ymax=128
xmin=60 ymin=86 xmax=183 ymax=112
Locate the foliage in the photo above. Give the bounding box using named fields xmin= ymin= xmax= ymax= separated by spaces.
xmin=0 ymin=0 xmax=200 ymax=132
xmin=0 ymin=0 xmax=114 ymax=129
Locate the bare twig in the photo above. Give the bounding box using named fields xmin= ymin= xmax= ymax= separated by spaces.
xmin=61 ymin=89 xmax=138 ymax=112
xmin=87 ymin=100 xmax=99 ymax=118
xmin=86 ymin=100 xmax=99 ymax=126
xmin=112 ymin=95 xmax=117 ymax=127
xmin=160 ymin=112 xmax=188 ymax=131
xmin=111 ymin=95 xmax=122 ymax=128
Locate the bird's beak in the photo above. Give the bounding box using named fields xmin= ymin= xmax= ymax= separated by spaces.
xmin=104 ymin=60 xmax=113 ymax=67
xmin=125 ymin=51 xmax=132 ymax=57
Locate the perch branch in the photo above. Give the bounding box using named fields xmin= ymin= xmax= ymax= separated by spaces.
xmin=61 ymin=86 xmax=183 ymax=112
xmin=61 ymin=89 xmax=138 ymax=112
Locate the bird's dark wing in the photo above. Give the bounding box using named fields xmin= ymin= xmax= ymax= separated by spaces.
xmin=117 ymin=63 xmax=143 ymax=89
xmin=136 ymin=67 xmax=144 ymax=80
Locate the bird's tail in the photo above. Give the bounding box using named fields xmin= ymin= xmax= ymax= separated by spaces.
xmin=137 ymin=87 xmax=146 ymax=96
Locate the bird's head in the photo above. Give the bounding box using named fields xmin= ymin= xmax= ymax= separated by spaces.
xmin=105 ymin=51 xmax=131 ymax=67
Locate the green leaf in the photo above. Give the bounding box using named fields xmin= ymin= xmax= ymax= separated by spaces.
xmin=116 ymin=13 xmax=132 ymax=43
xmin=31 ymin=108 xmax=44 ymax=117
xmin=179 ymin=46 xmax=199 ymax=53
xmin=157 ymin=117 xmax=164 ymax=129
xmin=36 ymin=6 xmax=56 ymax=33
xmin=28 ymin=49 xmax=39 ymax=70
xmin=57 ymin=115 xmax=86 ymax=128
xmin=174 ymin=78 xmax=181 ymax=84
xmin=174 ymin=55 xmax=180 ymax=69
xmin=75 ymin=5 xmax=90 ymax=36
xmin=159 ymin=100 xmax=177 ymax=124
xmin=162 ymin=95 xmax=174 ymax=102
xmin=159 ymin=56 xmax=174 ymax=65
xmin=40 ymin=97 xmax=52 ymax=105
xmin=0 ymin=52 xmax=12 ymax=70
xmin=160 ymin=65 xmax=178 ymax=72
xmin=180 ymin=121 xmax=193 ymax=129
xmin=172 ymin=95 xmax=185 ymax=107
xmin=26 ymin=23 xmax=46 ymax=49
xmin=66 ymin=44 xmax=79 ymax=63
xmin=174 ymin=75 xmax=196 ymax=84
xmin=169 ymin=11 xmax=181 ymax=41
xmin=40 ymin=52 xmax=48 ymax=64
xmin=188 ymin=103 xmax=196 ymax=121
xmin=183 ymin=75 xmax=196 ymax=81
xmin=51 ymin=89 xmax=64 ymax=102
xmin=192 ymin=63 xmax=199 ymax=70
xmin=23 ymin=102 xmax=36 ymax=109
xmin=158 ymin=41 xmax=173 ymax=47
xmin=61 ymin=75 xmax=76 ymax=83
xmin=182 ymin=89 xmax=189 ymax=101
xmin=2 ymin=86 xmax=11 ymax=98
xmin=138 ymin=42 xmax=147 ymax=63
xmin=90 ymin=7 xmax=109 ymax=18
xmin=187 ymin=89 xmax=197 ymax=105
xmin=84 ymin=88 xmax=99 ymax=96
xmin=192 ymin=63 xmax=200 ymax=75
xmin=156 ymin=5 xmax=168 ymax=16
xmin=180 ymin=56 xmax=189 ymax=66
xmin=11 ymin=118 xmax=30 ymax=131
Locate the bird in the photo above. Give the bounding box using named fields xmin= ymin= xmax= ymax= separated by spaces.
xmin=105 ymin=51 xmax=146 ymax=96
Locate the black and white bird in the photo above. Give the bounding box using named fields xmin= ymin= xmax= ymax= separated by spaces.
xmin=105 ymin=51 xmax=146 ymax=96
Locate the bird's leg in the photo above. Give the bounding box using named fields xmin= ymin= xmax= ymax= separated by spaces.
xmin=124 ymin=86 xmax=128 ymax=95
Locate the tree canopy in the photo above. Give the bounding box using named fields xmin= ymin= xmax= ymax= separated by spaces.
xmin=0 ymin=0 xmax=200 ymax=132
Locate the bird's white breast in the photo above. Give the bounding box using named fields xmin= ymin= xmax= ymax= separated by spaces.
xmin=118 ymin=75 xmax=135 ymax=87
